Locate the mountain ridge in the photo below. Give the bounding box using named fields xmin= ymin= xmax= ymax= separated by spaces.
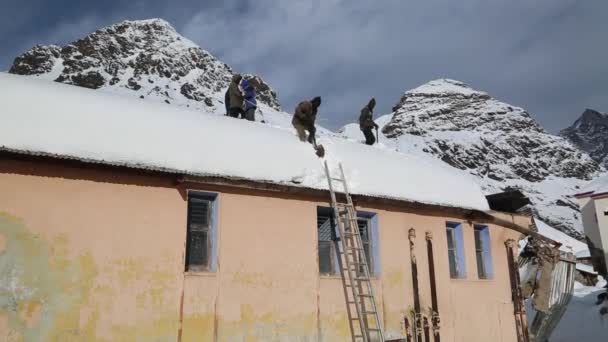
xmin=343 ymin=78 xmax=603 ymax=237
xmin=560 ymin=108 xmax=608 ymax=169
xmin=9 ymin=18 xmax=281 ymax=112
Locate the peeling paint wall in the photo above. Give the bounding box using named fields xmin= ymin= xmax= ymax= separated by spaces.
xmin=1 ymin=158 xmax=523 ymax=341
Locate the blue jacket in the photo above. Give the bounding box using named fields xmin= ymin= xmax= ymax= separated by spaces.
xmin=240 ymin=79 xmax=257 ymax=110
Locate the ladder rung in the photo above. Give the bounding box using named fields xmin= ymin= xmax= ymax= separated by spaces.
xmin=362 ymin=311 xmax=377 ymax=314
xmin=354 ymin=277 xmax=371 ymax=281
xmin=358 ymin=294 xmax=374 ymax=297
xmin=367 ymin=328 xmax=382 ymax=331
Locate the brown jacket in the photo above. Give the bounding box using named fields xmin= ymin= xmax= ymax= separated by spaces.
xmin=228 ymin=75 xmax=243 ymax=109
xmin=359 ymin=98 xmax=377 ymax=129
xmin=292 ymin=101 xmax=317 ymax=128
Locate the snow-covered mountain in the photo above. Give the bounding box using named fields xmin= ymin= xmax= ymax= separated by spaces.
xmin=560 ymin=109 xmax=608 ymax=169
xmin=341 ymin=79 xmax=604 ymax=237
xmin=8 ymin=19 xmax=282 ymax=118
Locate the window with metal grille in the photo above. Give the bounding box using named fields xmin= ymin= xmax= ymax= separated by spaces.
xmin=317 ymin=209 xmax=336 ymax=275
xmin=317 ymin=207 xmax=374 ymax=276
xmin=186 ymin=194 xmax=214 ymax=272
xmin=473 ymin=225 xmax=493 ymax=279
xmin=357 ymin=218 xmax=372 ymax=271
xmin=446 ymin=222 xmax=466 ymax=279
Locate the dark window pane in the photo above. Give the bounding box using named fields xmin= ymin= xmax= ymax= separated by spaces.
xmin=189 ymin=198 xmax=211 ymax=228
xmin=187 ymin=230 xmax=208 ymax=268
xmin=357 ymin=219 xmax=372 ymax=272
xmin=446 ymin=228 xmax=455 ymax=249
xmin=476 ymin=251 xmax=486 ymax=278
xmin=318 ymin=217 xmax=332 ymax=242
xmin=186 ymin=195 xmax=213 ymax=271
xmin=448 ymin=250 xmax=457 ymax=278
xmin=317 ymin=210 xmax=336 ymax=275
xmin=474 ymin=229 xmax=482 ymax=250
xmin=319 ymin=241 xmax=333 ymax=274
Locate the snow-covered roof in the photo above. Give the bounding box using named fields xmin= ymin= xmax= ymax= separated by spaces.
xmin=534 ymin=219 xmax=589 ymax=255
xmin=0 ymin=73 xmax=490 ymax=211
xmin=578 ymin=173 xmax=608 ymax=197
xmin=575 ymin=263 xmax=597 ymax=275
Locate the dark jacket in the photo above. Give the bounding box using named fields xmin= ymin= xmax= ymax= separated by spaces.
xmin=228 ymin=75 xmax=244 ymax=109
xmin=241 ymin=79 xmax=257 ymax=110
xmin=359 ymin=98 xmax=377 ymax=130
xmin=292 ymin=97 xmax=321 ymax=128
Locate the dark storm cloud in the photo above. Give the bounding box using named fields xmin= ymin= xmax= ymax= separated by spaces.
xmin=1 ymin=0 xmax=606 ymax=131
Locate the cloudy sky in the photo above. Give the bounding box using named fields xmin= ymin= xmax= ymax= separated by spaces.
xmin=1 ymin=0 xmax=606 ymax=131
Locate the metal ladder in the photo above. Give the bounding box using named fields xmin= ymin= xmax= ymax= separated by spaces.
xmin=323 ymin=161 xmax=385 ymax=342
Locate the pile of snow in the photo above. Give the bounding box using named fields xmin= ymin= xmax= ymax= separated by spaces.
xmin=0 ymin=73 xmax=489 ymax=211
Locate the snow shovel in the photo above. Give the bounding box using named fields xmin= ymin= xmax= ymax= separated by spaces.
xmin=311 ymin=136 xmax=325 ymax=158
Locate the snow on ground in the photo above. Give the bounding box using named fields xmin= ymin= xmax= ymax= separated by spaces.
xmin=549 ymin=278 xmax=608 ymax=342
xmin=0 ymin=73 xmax=489 ymax=211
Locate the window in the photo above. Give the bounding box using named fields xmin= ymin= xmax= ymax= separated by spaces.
xmin=474 ymin=225 xmax=494 ymax=279
xmin=604 ymin=209 xmax=607 ymax=216
xmin=317 ymin=208 xmax=337 ymax=275
xmin=185 ymin=192 xmax=217 ymax=272
xmin=317 ymin=207 xmax=377 ymax=276
xmin=357 ymin=218 xmax=373 ymax=270
xmin=446 ymin=222 xmax=466 ymax=278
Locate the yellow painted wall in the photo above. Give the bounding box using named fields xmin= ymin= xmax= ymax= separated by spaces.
xmin=0 ymin=159 xmax=523 ymax=341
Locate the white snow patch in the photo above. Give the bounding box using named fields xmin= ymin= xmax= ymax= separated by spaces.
xmin=405 ymin=79 xmax=487 ymax=97
xmin=581 ymin=173 xmax=608 ymax=195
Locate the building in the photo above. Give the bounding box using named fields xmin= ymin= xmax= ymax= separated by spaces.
xmin=575 ymin=174 xmax=608 ymax=277
xmin=0 ymin=74 xmax=533 ymax=341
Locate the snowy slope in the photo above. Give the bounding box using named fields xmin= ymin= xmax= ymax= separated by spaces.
xmin=0 ymin=73 xmax=489 ymax=211
xmin=561 ymin=109 xmax=608 ymax=169
xmin=580 ymin=173 xmax=608 ymax=196
xmin=341 ymin=79 xmax=604 ymax=237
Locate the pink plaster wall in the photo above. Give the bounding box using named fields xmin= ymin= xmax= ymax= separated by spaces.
xmin=0 ymin=159 xmax=524 ymax=341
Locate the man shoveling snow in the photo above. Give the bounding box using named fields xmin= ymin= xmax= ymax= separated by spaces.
xmin=292 ymin=96 xmax=325 ymax=157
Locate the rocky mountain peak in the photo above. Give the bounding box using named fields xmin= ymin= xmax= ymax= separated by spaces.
xmin=580 ymin=108 xmax=606 ymax=122
xmin=375 ymin=80 xmax=603 ymax=236
xmin=9 ymin=18 xmax=281 ymax=111
xmin=560 ymin=108 xmax=608 ymax=168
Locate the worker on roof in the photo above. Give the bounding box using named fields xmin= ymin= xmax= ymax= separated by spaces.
xmin=226 ymin=74 xmax=244 ymax=119
xmin=240 ymin=78 xmax=257 ymax=121
xmin=292 ymin=96 xmax=321 ymax=144
xmin=359 ymin=98 xmax=378 ymax=145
